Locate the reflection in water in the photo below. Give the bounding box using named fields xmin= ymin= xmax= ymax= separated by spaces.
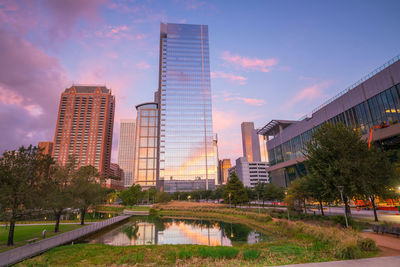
xmin=87 ymin=217 xmax=269 ymax=247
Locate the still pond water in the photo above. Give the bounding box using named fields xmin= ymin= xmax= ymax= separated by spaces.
xmin=84 ymin=217 xmax=273 ymax=246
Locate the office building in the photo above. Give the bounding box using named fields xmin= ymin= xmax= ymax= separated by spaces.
xmin=258 ymin=55 xmax=400 ymax=187
xmin=218 ymin=159 xmax=232 ymax=185
xmin=232 ymin=157 xmax=269 ymax=188
xmin=241 ymin=122 xmax=262 ymax=162
xmin=118 ymin=119 xmax=136 ymax=187
xmin=53 ymin=85 xmax=115 ymax=175
xmin=156 ymin=23 xmax=217 ymax=192
xmin=134 ymin=103 xmax=158 ymax=189
xmin=38 ymin=141 xmax=53 ymax=155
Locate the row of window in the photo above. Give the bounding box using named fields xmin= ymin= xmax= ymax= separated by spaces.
xmin=268 ymin=83 xmax=400 ymax=166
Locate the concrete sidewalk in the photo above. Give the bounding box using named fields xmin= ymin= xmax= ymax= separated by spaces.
xmin=277 ymin=256 xmax=400 ymax=267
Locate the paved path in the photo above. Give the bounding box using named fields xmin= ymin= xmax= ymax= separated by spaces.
xmin=0 ymin=215 xmax=130 ymax=267
xmin=276 ymin=256 xmax=400 ymax=267
xmin=0 ymin=222 xmax=96 ymax=226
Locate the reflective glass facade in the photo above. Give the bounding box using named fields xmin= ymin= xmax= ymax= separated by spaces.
xmin=268 ymin=83 xmax=400 ymax=166
xmin=158 ymin=23 xmax=216 ymax=189
xmin=134 ymin=103 xmax=158 ymax=188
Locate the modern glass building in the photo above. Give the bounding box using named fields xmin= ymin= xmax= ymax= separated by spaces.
xmin=258 ymin=55 xmax=400 ymax=187
xmin=156 ymin=23 xmax=216 ymax=192
xmin=134 ymin=103 xmax=158 ymax=189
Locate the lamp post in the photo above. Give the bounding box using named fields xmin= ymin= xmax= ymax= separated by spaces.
xmin=228 ymin=193 xmax=231 ymax=208
xmin=337 ymin=186 xmax=349 ymax=228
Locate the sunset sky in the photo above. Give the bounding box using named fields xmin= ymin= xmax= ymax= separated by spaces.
xmin=1 ymin=0 xmax=399 ymax=162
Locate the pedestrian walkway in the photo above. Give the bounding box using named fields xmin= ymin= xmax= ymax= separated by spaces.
xmin=277 ymin=256 xmax=400 ymax=267
xmin=0 ymin=215 xmax=130 ymax=266
xmin=0 ymin=222 xmax=95 ymax=226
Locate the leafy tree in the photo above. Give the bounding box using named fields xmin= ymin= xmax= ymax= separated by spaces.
xmin=223 ymin=172 xmax=248 ymax=207
xmin=356 ymin=146 xmax=398 ymax=221
xmin=155 ymin=191 xmax=171 ymax=203
xmin=304 ymin=123 xmax=367 ymax=219
xmin=264 ymin=183 xmax=285 ymax=203
xmin=245 ymin=187 xmax=256 ymax=203
xmin=0 ymin=145 xmax=48 ymax=246
xmin=211 ymin=185 xmax=225 ymax=201
xmin=302 ymin=172 xmax=335 ymax=216
xmin=70 ymin=165 xmax=107 ymax=225
xmin=119 ymin=184 xmax=143 ymax=206
xmin=143 ymin=187 xmax=157 ymax=204
xmin=284 ymin=178 xmax=309 ymax=212
xmin=254 ymin=182 xmax=266 ymax=206
xmin=43 ymin=157 xmax=76 ymax=232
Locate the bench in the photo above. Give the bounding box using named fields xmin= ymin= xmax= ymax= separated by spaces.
xmin=372 ymin=225 xmax=400 ymax=237
xmin=26 ymin=238 xmax=39 ymax=243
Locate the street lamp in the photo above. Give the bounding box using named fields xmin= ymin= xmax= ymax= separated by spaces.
xmin=337 ymin=186 xmax=349 ymax=228
xmin=228 ymin=193 xmax=232 ymax=208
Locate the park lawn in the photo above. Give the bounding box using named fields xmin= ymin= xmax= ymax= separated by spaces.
xmin=125 ymin=206 xmax=151 ymax=211
xmin=0 ymin=224 xmax=84 ymax=253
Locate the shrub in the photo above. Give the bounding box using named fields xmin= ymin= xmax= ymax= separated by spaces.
xmin=149 ymin=208 xmax=158 ymax=216
xmin=357 ymin=238 xmax=377 ymax=252
xmin=165 ymin=250 xmax=176 ymax=263
xmin=197 ymin=246 xmax=239 ymax=259
xmin=243 ymin=249 xmax=261 ymax=260
xmin=332 ymin=215 xmax=355 ymax=228
xmin=335 ymin=243 xmax=361 ymax=259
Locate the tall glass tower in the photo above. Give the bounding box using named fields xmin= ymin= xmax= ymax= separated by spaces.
xmin=157 ymin=23 xmax=216 ymax=192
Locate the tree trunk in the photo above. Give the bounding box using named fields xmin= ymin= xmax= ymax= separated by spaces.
xmin=80 ymin=208 xmax=86 ymax=225
xmin=262 ymin=199 xmax=264 ymax=207
xmin=303 ymin=199 xmax=307 ymax=214
xmin=7 ymin=217 xmax=16 ymax=246
xmin=55 ymin=211 xmax=62 ymax=232
xmin=344 ymin=197 xmax=350 ymax=221
xmin=371 ymin=195 xmax=379 ymax=222
xmin=319 ymin=200 xmax=324 ymax=216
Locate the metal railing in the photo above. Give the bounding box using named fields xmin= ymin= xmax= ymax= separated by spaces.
xmin=299 ymin=54 xmax=400 ymax=121
xmin=0 ymin=215 xmax=130 ymax=267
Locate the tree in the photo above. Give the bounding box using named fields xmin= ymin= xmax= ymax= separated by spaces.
xmin=264 ymin=183 xmax=285 ymax=203
xmin=302 ymin=172 xmax=335 ymax=216
xmin=70 ymin=166 xmax=107 ymax=225
xmin=254 ymin=182 xmax=266 ymax=206
xmin=304 ymin=123 xmax=367 ymax=220
xmin=284 ymin=178 xmax=309 ymax=212
xmin=223 ymin=172 xmax=248 ymax=207
xmin=119 ymin=184 xmax=143 ymax=206
xmin=43 ymin=158 xmax=76 ymax=232
xmin=356 ymin=146 xmax=398 ymax=221
xmin=0 ymin=146 xmax=47 ymax=246
xmin=155 ymin=191 xmax=171 ymax=203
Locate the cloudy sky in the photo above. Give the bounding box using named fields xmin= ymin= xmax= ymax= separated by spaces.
xmin=1 ymin=0 xmax=399 ymax=162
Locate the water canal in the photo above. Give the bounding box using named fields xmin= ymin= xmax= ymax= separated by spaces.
xmin=83 ymin=217 xmax=273 ymax=246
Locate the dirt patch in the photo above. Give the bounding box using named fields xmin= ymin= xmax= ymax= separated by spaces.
xmin=362 ymin=232 xmax=400 ymax=256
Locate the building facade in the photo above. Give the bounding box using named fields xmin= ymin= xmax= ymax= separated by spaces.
xmin=52 ymin=85 xmax=115 ymax=175
xmin=106 ymin=163 xmax=124 ymax=190
xmin=118 ymin=119 xmax=136 ymax=187
xmin=241 ymin=122 xmax=262 ymax=162
xmin=231 ymin=157 xmax=269 ymax=188
xmin=38 ymin=141 xmax=53 ymax=155
xmin=134 ymin=103 xmax=159 ymax=189
xmin=218 ymin=159 xmax=232 ymax=185
xmin=258 ymin=56 xmax=400 ymax=187
xmin=156 ymin=23 xmax=217 ymax=192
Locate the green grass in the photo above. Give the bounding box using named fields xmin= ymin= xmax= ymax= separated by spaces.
xmin=95 ymin=205 xmax=125 ymax=213
xmin=125 ymin=206 xmax=151 ymax=211
xmin=243 ymin=248 xmax=261 ymax=260
xmin=0 ymin=224 xmax=83 ymax=252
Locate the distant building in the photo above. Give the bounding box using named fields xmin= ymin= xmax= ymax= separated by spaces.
xmin=232 ymin=157 xmax=269 ymax=188
xmin=134 ymin=103 xmax=158 ymax=190
xmin=106 ymin=163 xmax=124 ymax=190
xmin=241 ymin=122 xmax=262 ymax=162
xmin=52 ymin=85 xmax=115 ymax=176
xmin=218 ymin=159 xmax=232 ymax=185
xmin=118 ymin=119 xmax=136 ymax=187
xmin=38 ymin=141 xmax=53 ymax=156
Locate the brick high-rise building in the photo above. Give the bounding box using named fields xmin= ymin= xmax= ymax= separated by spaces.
xmin=53 ymin=85 xmax=115 ymax=175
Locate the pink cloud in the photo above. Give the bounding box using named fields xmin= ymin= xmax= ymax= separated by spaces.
xmin=211 ymin=71 xmax=247 ymax=85
xmin=136 ymin=61 xmax=151 ymax=69
xmin=286 ymin=81 xmax=332 ymax=107
xmin=221 ymin=51 xmax=278 ymax=72
xmin=92 ymin=25 xmax=147 ymax=41
xmin=224 ymin=96 xmax=266 ymax=106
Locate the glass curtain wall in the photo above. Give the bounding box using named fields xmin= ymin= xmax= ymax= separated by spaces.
xmin=134 ymin=103 xmax=158 ymax=188
xmin=268 ymin=84 xmax=400 ymax=166
xmin=158 ymin=23 xmax=216 ymax=188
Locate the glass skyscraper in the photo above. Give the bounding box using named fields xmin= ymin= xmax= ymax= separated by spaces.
xmin=157 ymin=23 xmax=216 ymax=192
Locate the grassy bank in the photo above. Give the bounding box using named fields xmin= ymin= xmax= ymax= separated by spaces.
xmin=0 ymin=224 xmax=84 ymax=252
